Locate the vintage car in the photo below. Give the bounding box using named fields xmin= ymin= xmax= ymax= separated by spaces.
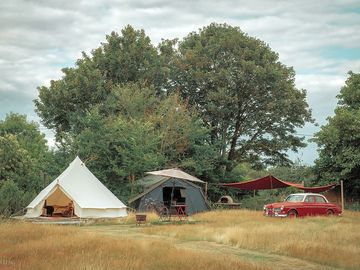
xmin=263 ymin=193 xmax=342 ymax=218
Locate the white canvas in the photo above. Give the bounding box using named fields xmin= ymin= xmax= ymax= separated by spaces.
xmin=25 ymin=156 xmax=127 ymax=218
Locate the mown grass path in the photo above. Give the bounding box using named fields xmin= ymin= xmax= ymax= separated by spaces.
xmin=83 ymin=224 xmax=339 ymax=270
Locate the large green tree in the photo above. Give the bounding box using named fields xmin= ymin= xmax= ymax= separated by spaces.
xmin=34 ymin=25 xmax=162 ymax=138
xmin=0 ymin=113 xmax=51 ymax=215
xmin=0 ymin=113 xmax=50 ymax=188
xmin=314 ymin=71 xmax=360 ymax=199
xmin=162 ymin=23 xmax=312 ymax=170
xmin=34 ymin=25 xmax=219 ymax=200
xmin=34 ymin=23 xmax=313 ymax=201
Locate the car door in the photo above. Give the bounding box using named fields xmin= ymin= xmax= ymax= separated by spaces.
xmin=314 ymin=195 xmax=328 ymax=215
xmin=304 ymin=195 xmax=316 ymax=216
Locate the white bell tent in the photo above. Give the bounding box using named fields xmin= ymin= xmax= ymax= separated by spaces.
xmin=25 ymin=156 xmax=127 ymax=218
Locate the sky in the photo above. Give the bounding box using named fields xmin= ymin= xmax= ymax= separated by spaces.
xmin=1 ymin=0 xmax=360 ymax=164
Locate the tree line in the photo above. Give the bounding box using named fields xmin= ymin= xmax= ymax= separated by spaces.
xmin=1 ymin=23 xmax=359 ymax=215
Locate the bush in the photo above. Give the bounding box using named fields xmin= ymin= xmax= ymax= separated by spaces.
xmin=346 ymin=201 xmax=360 ymax=211
xmin=0 ymin=180 xmax=25 ymax=216
xmin=240 ymin=189 xmax=293 ymax=210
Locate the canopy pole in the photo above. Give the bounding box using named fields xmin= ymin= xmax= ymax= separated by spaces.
xmin=340 ymin=180 xmax=344 ymax=215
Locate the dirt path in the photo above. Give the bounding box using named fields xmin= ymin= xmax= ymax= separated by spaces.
xmin=82 ymin=225 xmax=339 ymax=270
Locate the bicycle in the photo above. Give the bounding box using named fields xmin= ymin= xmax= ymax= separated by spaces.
xmin=144 ymin=198 xmax=170 ymax=222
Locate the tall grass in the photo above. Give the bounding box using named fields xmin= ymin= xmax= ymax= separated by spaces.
xmin=140 ymin=210 xmax=360 ymax=269
xmin=0 ymin=221 xmax=268 ymax=270
xmin=1 ymin=210 xmax=359 ymax=269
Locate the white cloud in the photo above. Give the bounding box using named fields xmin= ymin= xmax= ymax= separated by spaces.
xmin=296 ymin=74 xmax=345 ymax=93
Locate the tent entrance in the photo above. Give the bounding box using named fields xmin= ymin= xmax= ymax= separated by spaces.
xmin=43 ymin=187 xmax=75 ymax=217
xmin=163 ymin=187 xmax=186 ymax=207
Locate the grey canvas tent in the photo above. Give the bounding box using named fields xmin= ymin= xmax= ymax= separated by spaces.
xmin=129 ymin=169 xmax=209 ymax=215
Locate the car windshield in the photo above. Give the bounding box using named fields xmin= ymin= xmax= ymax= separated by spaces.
xmin=285 ymin=195 xmax=304 ymax=202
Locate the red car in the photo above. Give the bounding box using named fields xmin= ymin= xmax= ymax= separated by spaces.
xmin=263 ymin=193 xmax=342 ymax=218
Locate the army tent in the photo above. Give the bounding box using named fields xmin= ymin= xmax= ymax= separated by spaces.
xmin=129 ymin=168 xmax=209 ymax=215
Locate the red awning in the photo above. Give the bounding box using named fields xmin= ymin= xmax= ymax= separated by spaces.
xmin=297 ymin=183 xmax=338 ymax=193
xmin=222 ymin=175 xmax=303 ymax=190
xmin=222 ymin=175 xmax=337 ymax=193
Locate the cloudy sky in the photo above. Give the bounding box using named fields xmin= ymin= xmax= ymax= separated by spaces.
xmin=1 ymin=0 xmax=360 ymax=164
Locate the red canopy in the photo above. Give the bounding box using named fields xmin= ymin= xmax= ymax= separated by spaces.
xmin=222 ymin=175 xmax=337 ymax=193
xmin=297 ymin=183 xmax=338 ymax=193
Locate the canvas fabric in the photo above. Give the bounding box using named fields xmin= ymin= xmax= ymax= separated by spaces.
xmin=25 ymin=156 xmax=127 ymax=218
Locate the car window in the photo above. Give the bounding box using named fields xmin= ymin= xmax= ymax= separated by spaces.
xmin=315 ymin=196 xmax=326 ymax=203
xmin=285 ymin=195 xmax=304 ymax=202
xmin=305 ymin=196 xmax=315 ymax=203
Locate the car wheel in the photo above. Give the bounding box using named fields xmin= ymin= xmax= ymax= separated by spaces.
xmin=326 ymin=209 xmax=334 ymax=216
xmin=287 ymin=210 xmax=298 ymax=218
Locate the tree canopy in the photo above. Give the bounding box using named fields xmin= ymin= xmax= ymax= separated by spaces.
xmin=33 ymin=23 xmax=313 ymax=201
xmin=0 ymin=113 xmax=51 ymax=215
xmin=162 ymin=23 xmax=312 ymax=170
xmin=314 ymin=71 xmax=360 ymax=198
xmin=34 ymin=25 xmax=162 ymax=138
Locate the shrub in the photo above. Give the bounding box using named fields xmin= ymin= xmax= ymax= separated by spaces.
xmin=0 ymin=180 xmax=26 ymax=216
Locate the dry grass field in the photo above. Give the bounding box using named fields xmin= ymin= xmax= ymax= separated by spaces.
xmin=1 ymin=210 xmax=359 ymax=270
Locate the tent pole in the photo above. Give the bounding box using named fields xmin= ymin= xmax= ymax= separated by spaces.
xmin=205 ymin=182 xmax=208 ymax=199
xmin=171 ymin=181 xmax=175 ymax=204
xmin=340 ymin=180 xmax=344 ymax=215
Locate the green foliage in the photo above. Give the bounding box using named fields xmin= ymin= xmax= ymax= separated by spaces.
xmin=0 ymin=180 xmax=36 ymax=217
xmin=0 ymin=113 xmax=51 ymax=191
xmin=0 ymin=114 xmax=52 ymax=215
xmin=32 ymin=23 xmax=313 ymax=203
xmin=60 ymin=84 xmax=218 ymax=201
xmin=240 ymin=189 xmax=291 ymax=211
xmin=165 ymin=23 xmax=312 ymax=169
xmin=346 ymin=201 xmax=360 ymax=211
xmin=268 ymin=160 xmax=316 ymax=186
xmin=0 ymin=113 xmax=48 ymax=160
xmin=314 ymin=71 xmax=360 ymax=199
xmin=226 ymin=163 xmax=266 ymax=182
xmin=0 ymin=134 xmax=32 ymax=185
xmin=0 ymin=180 xmax=24 ymax=216
xmin=35 ymin=25 xmax=160 ymax=136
